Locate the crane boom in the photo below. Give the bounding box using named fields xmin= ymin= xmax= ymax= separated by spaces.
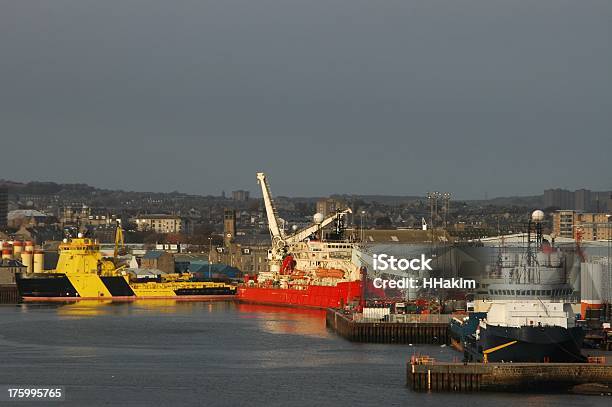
xmin=256 ymin=172 xmax=351 ymax=264
xmin=285 ymin=208 xmax=352 ymax=245
xmin=113 ymin=222 xmax=125 ymax=259
xmin=257 ymin=172 xmax=283 ymax=241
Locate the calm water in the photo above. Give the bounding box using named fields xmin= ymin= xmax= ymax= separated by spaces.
xmin=0 ymin=301 xmax=608 ymax=407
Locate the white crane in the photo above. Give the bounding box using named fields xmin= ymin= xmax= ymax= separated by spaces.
xmin=256 ymin=172 xmax=352 ymax=266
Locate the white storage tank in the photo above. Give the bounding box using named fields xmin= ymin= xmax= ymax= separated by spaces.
xmin=580 ymin=262 xmax=604 ymax=318
xmin=33 ymin=249 xmax=45 ymax=273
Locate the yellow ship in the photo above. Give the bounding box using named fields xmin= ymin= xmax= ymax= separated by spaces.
xmin=16 ymin=237 xmax=236 ymax=301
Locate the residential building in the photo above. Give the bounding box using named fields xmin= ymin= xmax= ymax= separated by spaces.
xmin=0 ymin=259 xmax=26 ymax=285
xmin=0 ymin=186 xmax=7 ymax=228
xmin=544 ymin=189 xmax=573 ymax=209
xmin=232 ymin=190 xmax=250 ymax=201
xmin=134 ymin=214 xmax=184 ymax=233
xmin=7 ymin=210 xmax=54 ymax=228
xmin=552 ymin=210 xmax=612 ymax=240
xmin=574 ymin=189 xmax=592 ymax=212
xmin=140 ymin=251 xmax=175 ymax=274
xmin=544 ymin=188 xmax=611 ymax=212
xmin=210 ymin=208 xmax=270 ymax=276
xmin=553 ymin=210 xmax=577 ymax=238
xmin=316 ymin=198 xmax=343 ymax=217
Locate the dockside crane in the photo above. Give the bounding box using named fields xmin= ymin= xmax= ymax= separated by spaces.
xmin=114 ymin=220 xmax=126 ymax=260
xmin=256 ymin=172 xmax=351 ymax=272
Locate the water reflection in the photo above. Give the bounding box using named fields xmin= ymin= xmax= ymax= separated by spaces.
xmin=236 ymin=303 xmax=328 ymax=338
xmin=20 ymin=299 xmax=237 ymax=318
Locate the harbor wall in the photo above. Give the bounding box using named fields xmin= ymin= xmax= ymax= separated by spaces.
xmin=326 ymin=309 xmax=449 ymax=344
xmin=0 ymin=285 xmax=19 ymax=304
xmin=408 ymin=362 xmax=612 ymax=392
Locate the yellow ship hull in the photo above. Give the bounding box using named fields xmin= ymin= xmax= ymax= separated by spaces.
xmin=15 ymin=237 xmax=236 ymax=301
xmin=16 ymin=273 xmax=236 ymax=301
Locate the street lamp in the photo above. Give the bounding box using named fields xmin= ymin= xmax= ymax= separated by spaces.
xmin=208 ymin=237 xmax=213 ymax=280
xmin=360 ymin=211 xmax=366 ymax=242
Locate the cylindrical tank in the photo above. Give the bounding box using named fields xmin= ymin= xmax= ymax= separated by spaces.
xmin=12 ymin=241 xmax=23 ymax=259
xmin=2 ymin=247 xmax=12 ymax=260
xmin=21 ymin=251 xmax=33 ymax=273
xmin=580 ymin=262 xmax=604 ymax=319
xmin=33 ymin=250 xmax=45 ymax=273
xmin=25 ymin=241 xmax=34 ymax=253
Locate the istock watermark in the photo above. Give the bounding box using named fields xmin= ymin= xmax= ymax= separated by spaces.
xmin=372 ymin=253 xmax=433 ymax=271
xmin=371 ymin=253 xmax=476 ymax=290
xmin=372 ymin=277 xmax=476 ymax=289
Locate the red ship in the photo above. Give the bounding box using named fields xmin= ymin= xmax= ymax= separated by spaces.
xmin=237 ymin=173 xmax=363 ymax=309
xmin=237 ymin=281 xmax=362 ymax=309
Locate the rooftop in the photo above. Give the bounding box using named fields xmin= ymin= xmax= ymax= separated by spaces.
xmin=142 ymin=251 xmax=167 ymax=259
xmin=136 ymin=214 xmax=181 ymax=220
xmin=8 ymin=209 xmax=50 ymax=219
xmin=360 ymin=229 xmax=450 ymax=243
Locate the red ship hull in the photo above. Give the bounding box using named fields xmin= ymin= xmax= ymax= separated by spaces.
xmin=237 ymin=281 xmax=362 ymax=309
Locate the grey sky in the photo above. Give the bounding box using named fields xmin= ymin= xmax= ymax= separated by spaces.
xmin=1 ymin=0 xmax=610 ymax=199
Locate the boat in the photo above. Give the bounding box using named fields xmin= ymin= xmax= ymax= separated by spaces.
xmin=462 ymin=210 xmax=585 ymax=363
xmin=237 ymin=173 xmax=363 ymax=309
xmin=16 ymin=235 xmax=236 ymax=301
xmin=237 ymin=280 xmax=362 ymax=309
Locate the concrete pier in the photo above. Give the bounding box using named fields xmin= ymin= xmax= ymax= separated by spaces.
xmin=408 ymin=360 xmax=612 ymax=393
xmin=0 ymin=285 xmax=19 ymax=304
xmin=326 ymin=309 xmax=449 ymax=344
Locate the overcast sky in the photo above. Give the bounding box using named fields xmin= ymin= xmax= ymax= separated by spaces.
xmin=1 ymin=0 xmax=610 ymax=199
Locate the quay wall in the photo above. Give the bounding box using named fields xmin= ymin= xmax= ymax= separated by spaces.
xmin=408 ymin=362 xmax=612 ymax=392
xmin=326 ymin=309 xmax=449 ymax=344
xmin=0 ymin=285 xmax=19 ymax=304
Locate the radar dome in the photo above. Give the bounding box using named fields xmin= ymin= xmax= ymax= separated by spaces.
xmin=313 ymin=213 xmax=324 ymax=224
xmin=291 ymin=225 xmax=298 ymax=231
xmin=531 ymin=210 xmax=545 ymax=222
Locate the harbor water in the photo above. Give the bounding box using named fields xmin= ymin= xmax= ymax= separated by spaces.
xmin=0 ymin=301 xmax=608 ymax=406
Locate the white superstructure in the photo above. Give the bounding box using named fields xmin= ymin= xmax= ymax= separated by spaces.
xmin=484 ymin=301 xmax=576 ymax=329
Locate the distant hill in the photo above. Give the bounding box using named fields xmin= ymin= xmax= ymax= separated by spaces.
xmin=331 ymin=193 xmax=543 ymax=207
xmin=330 ymin=194 xmax=423 ymax=205
xmin=465 ymin=195 xmax=543 ymax=207
xmin=1 ymin=179 xmax=544 ymax=207
xmin=1 ymin=181 xmax=96 ymax=196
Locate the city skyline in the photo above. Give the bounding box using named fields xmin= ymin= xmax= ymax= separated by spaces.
xmin=2 ymin=176 xmax=611 ymax=202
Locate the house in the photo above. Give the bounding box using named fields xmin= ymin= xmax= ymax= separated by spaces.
xmin=140 ymin=251 xmax=175 ymax=274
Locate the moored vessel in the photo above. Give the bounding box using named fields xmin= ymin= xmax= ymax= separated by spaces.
xmin=237 ymin=173 xmax=363 ymax=309
xmin=462 ymin=210 xmax=585 ymax=363
xmin=16 ymin=235 xmax=235 ymax=301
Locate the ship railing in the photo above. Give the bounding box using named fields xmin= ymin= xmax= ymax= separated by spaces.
xmin=410 ymin=355 xmax=435 ymax=365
